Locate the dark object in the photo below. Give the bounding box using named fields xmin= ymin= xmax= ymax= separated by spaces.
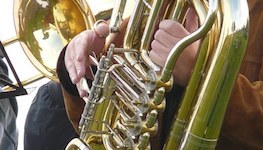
xmin=24 ymin=81 xmax=78 ymax=150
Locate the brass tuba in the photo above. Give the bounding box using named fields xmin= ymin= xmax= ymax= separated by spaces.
xmin=1 ymin=0 xmax=95 ymax=96
xmin=66 ymin=0 xmax=249 ymax=149
xmin=1 ymin=0 xmax=117 ymax=99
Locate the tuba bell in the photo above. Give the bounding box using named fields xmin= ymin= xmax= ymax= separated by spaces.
xmin=0 ymin=0 xmax=100 ymax=98
xmin=66 ymin=0 xmax=249 ymax=149
xmin=1 ymin=0 xmax=96 ymax=91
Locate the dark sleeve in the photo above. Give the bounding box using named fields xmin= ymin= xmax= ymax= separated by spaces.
xmin=56 ymin=46 xmax=85 ymax=133
xmin=56 ymin=46 xmax=79 ymax=96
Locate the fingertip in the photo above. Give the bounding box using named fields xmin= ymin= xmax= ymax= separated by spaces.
xmin=94 ymin=20 xmax=110 ymax=38
xmin=71 ymin=69 xmax=85 ymax=83
xmin=159 ymin=19 xmax=179 ymax=29
xmin=71 ymin=76 xmax=78 ymax=84
xmin=77 ymin=70 xmax=82 ymax=77
xmin=79 ymin=90 xmax=86 ymax=98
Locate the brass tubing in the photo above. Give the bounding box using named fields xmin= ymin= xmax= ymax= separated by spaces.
xmin=179 ymin=0 xmax=249 ymax=149
xmin=2 ymin=36 xmax=19 ymax=46
xmin=140 ymin=0 xmax=165 ymax=71
xmin=161 ymin=0 xmax=218 ymax=83
xmin=164 ymin=0 xmax=249 ymax=149
xmin=123 ymin=0 xmax=149 ymax=76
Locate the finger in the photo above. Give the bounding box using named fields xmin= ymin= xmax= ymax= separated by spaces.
xmin=66 ymin=60 xmax=78 ymax=84
xmin=76 ymin=82 xmax=86 ymax=98
xmin=149 ymin=49 xmax=164 ymax=68
xmin=92 ymin=21 xmax=110 ymax=54
xmin=93 ymin=20 xmax=110 ymax=38
xmin=73 ymin=32 xmax=93 ymax=79
xmin=150 ymin=40 xmax=170 ymax=67
xmin=154 ymin=29 xmax=180 ymax=49
xmin=151 ymin=40 xmax=171 ymax=58
xmin=65 ymin=37 xmax=79 ymax=84
xmin=159 ymin=20 xmax=189 ymax=38
xmin=73 ymin=22 xmax=110 ymax=79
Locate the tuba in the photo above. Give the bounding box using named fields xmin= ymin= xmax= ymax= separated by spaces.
xmin=1 ymin=0 xmax=97 ymax=97
xmin=66 ymin=0 xmax=249 ymax=149
xmin=0 ymin=0 xmax=119 ymax=99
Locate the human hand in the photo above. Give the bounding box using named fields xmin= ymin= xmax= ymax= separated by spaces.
xmin=64 ymin=21 xmax=110 ymax=97
xmin=149 ymin=8 xmax=199 ymax=87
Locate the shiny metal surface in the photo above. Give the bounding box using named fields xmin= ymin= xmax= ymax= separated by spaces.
xmin=164 ymin=0 xmax=249 ymax=149
xmin=66 ymin=0 xmax=250 ymax=149
xmin=11 ymin=0 xmax=94 ymax=81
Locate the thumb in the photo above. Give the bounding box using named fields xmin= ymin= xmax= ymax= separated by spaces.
xmin=93 ymin=20 xmax=110 ymax=38
xmin=89 ymin=21 xmax=110 ymax=55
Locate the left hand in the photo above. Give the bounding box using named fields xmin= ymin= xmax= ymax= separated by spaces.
xmin=64 ymin=22 xmax=110 ymax=97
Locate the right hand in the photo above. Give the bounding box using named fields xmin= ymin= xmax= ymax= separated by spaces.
xmin=64 ymin=22 xmax=110 ymax=97
xmin=149 ymin=8 xmax=199 ymax=87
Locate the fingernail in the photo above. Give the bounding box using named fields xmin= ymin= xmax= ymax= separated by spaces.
xmin=77 ymin=70 xmax=82 ymax=77
xmin=71 ymin=76 xmax=77 ymax=84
